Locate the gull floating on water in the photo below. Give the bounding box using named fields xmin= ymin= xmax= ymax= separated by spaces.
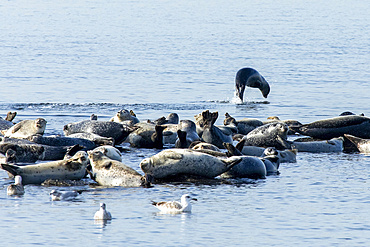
xmin=152 ymin=194 xmax=197 ymax=213
xmin=94 ymin=203 xmax=112 ymax=220
xmin=49 ymin=189 xmax=81 ymax=201
xmin=7 ymin=175 xmax=25 ymax=196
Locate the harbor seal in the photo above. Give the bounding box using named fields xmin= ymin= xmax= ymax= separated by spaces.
xmin=240 ymin=122 xmax=291 ymax=150
xmin=174 ymin=120 xmax=201 ymax=148
xmin=264 ymin=116 xmax=302 ymax=135
xmin=87 ymin=150 xmax=150 ymax=187
xmin=67 ymin=132 xmax=114 ymax=146
xmin=63 ymin=120 xmax=134 ymax=144
xmin=2 ymin=118 xmax=47 ymax=139
xmin=92 ymin=145 xmax=122 ymax=161
xmin=139 ymin=148 xmax=242 ymax=180
xmin=0 ymin=117 xmax=14 ymax=131
xmin=27 ymin=134 xmax=97 ymax=150
xmin=224 ymin=113 xmax=263 ymax=135
xmin=0 ymin=143 xmax=44 ymax=163
xmin=110 ymin=109 xmax=140 ymax=126
xmin=127 ymin=123 xmax=165 ymax=149
xmin=220 ymin=156 xmax=267 ymax=179
xmin=291 ymin=137 xmax=343 ymax=153
xmin=344 ymin=134 xmax=370 ymax=154
xmin=235 ymin=67 xmax=270 ymax=102
xmin=289 ymin=115 xmax=370 ymax=140
xmin=0 ymin=151 xmax=89 ymax=184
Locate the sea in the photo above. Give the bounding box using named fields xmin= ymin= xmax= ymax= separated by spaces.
xmin=0 ymin=0 xmax=369 ymax=246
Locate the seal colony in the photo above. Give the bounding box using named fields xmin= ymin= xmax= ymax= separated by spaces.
xmin=1 ymin=68 xmax=369 ymax=216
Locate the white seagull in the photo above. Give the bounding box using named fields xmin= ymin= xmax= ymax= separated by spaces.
xmin=94 ymin=203 xmax=112 ymax=220
xmin=152 ymin=194 xmax=197 ymax=213
xmin=49 ymin=189 xmax=81 ymax=201
xmin=7 ymin=175 xmax=25 ymax=196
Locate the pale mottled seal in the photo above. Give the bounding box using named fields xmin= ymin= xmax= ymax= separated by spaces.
xmin=240 ymin=122 xmax=291 ymax=150
xmin=110 ymin=109 xmax=140 ymax=126
xmin=289 ymin=115 xmax=370 ymax=140
xmin=235 ymin=67 xmax=270 ymax=102
xmin=139 ymin=148 xmax=242 ymax=180
xmin=344 ymin=134 xmax=370 ymax=154
xmin=92 ymin=145 xmax=122 ymax=161
xmin=63 ymin=120 xmax=134 ymax=144
xmin=87 ymin=150 xmax=149 ymax=187
xmin=265 ymin=116 xmax=302 ymax=135
xmin=0 ymin=151 xmax=89 ymax=184
xmin=2 ymin=118 xmax=47 ymax=139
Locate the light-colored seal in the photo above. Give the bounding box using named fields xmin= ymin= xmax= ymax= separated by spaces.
xmin=7 ymin=175 xmax=25 ymax=196
xmin=139 ymin=148 xmax=242 ymax=180
xmin=110 ymin=109 xmax=140 ymax=126
xmin=240 ymin=122 xmax=291 ymax=150
xmin=0 ymin=151 xmax=89 ymax=184
xmin=63 ymin=120 xmax=134 ymax=144
xmin=92 ymin=145 xmax=122 ymax=161
xmin=235 ymin=67 xmax=270 ymax=102
xmin=152 ymin=194 xmax=197 ymax=214
xmin=264 ymin=116 xmax=302 ymax=135
xmin=289 ymin=115 xmax=370 ymax=140
xmin=189 ymin=141 xmax=221 ymax=152
xmin=2 ymin=118 xmax=47 ymax=139
xmin=87 ymin=150 xmax=150 ymax=187
xmin=94 ymin=203 xmax=112 ymax=220
xmin=291 ymin=137 xmax=343 ymax=153
xmin=344 ymin=134 xmax=370 ymax=154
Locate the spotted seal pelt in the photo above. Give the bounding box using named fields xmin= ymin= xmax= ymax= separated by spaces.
xmin=92 ymin=145 xmax=122 ymax=161
xmin=2 ymin=118 xmax=47 ymax=139
xmin=195 ymin=110 xmax=233 ymax=149
xmin=224 ymin=113 xmax=263 ymax=135
xmin=87 ymin=150 xmax=150 ymax=187
xmin=0 ymin=151 xmax=89 ymax=184
xmin=240 ymin=122 xmax=291 ymax=150
xmin=63 ymin=120 xmax=134 ymax=144
xmin=289 ymin=115 xmax=370 ymax=140
xmin=139 ymin=148 xmax=242 ymax=181
xmin=264 ymin=116 xmax=302 ymax=135
xmin=27 ymin=134 xmax=97 ymax=150
xmin=344 ymin=134 xmax=370 ymax=154
xmin=0 ymin=143 xmax=44 ymax=163
xmin=235 ymin=67 xmax=270 ymax=102
xmin=110 ymin=109 xmax=140 ymax=126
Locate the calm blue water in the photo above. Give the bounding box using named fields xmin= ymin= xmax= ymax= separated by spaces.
xmin=1 ymin=0 xmax=369 ymax=246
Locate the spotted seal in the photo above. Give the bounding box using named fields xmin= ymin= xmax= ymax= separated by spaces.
xmin=0 ymin=143 xmax=44 ymax=163
xmin=2 ymin=118 xmax=47 ymax=139
xmin=127 ymin=123 xmax=165 ymax=149
xmin=27 ymin=134 xmax=97 ymax=150
xmin=224 ymin=113 xmax=263 ymax=135
xmin=110 ymin=109 xmax=140 ymax=126
xmin=344 ymin=134 xmax=370 ymax=154
xmin=235 ymin=67 xmax=270 ymax=102
xmin=139 ymin=148 xmax=242 ymax=180
xmin=87 ymin=150 xmax=150 ymax=187
xmin=0 ymin=151 xmax=89 ymax=184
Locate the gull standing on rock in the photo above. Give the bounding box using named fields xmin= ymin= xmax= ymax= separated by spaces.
xmin=152 ymin=194 xmax=197 ymax=213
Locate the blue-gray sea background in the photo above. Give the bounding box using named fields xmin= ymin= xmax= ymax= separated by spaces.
xmin=0 ymin=0 xmax=369 ymax=246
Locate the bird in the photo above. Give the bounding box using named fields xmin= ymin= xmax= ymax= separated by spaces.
xmin=151 ymin=194 xmax=197 ymax=213
xmin=7 ymin=175 xmax=25 ymax=196
xmin=49 ymin=189 xmax=81 ymax=201
xmin=94 ymin=203 xmax=112 ymax=220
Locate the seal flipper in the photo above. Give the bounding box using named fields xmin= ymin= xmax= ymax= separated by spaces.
xmin=221 ymin=157 xmax=243 ymax=172
xmin=0 ymin=163 xmax=20 ymax=176
xmin=235 ymin=139 xmax=246 ymax=152
xmin=223 ymin=142 xmax=243 ymax=157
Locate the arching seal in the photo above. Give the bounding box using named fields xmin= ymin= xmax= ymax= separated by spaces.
xmin=139 ymin=148 xmax=242 ymax=180
xmin=344 ymin=134 xmax=370 ymax=154
xmin=2 ymin=118 xmax=47 ymax=139
xmin=63 ymin=120 xmax=134 ymax=144
xmin=289 ymin=115 xmax=370 ymax=140
xmin=240 ymin=122 xmax=291 ymax=150
xmin=235 ymin=67 xmax=270 ymax=102
xmin=154 ymin=113 xmax=179 ymax=125
xmin=87 ymin=150 xmax=150 ymax=187
xmin=0 ymin=151 xmax=89 ymax=184
xmin=174 ymin=120 xmax=201 ymax=148
xmin=110 ymin=109 xmax=140 ymax=126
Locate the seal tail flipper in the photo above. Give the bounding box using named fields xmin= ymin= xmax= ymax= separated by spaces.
xmin=235 ymin=138 xmax=246 ymax=152
xmin=221 ymin=157 xmax=243 ymax=172
xmin=0 ymin=163 xmax=20 ymax=176
xmin=223 ymin=142 xmax=243 ymax=157
xmin=344 ymin=134 xmax=363 ymax=146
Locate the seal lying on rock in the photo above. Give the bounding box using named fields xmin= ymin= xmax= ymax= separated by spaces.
xmin=110 ymin=109 xmax=140 ymax=126
xmin=27 ymin=134 xmax=97 ymax=150
xmin=0 ymin=143 xmax=44 ymax=163
xmin=289 ymin=115 xmax=370 ymax=139
xmin=240 ymin=122 xmax=291 ymax=150
xmin=63 ymin=120 xmax=134 ymax=144
xmin=2 ymin=118 xmax=47 ymax=139
xmin=174 ymin=120 xmax=201 ymax=148
xmin=0 ymin=151 xmax=89 ymax=184
xmin=291 ymin=137 xmax=343 ymax=153
xmin=224 ymin=113 xmax=263 ymax=135
xmin=139 ymin=148 xmax=242 ymax=180
xmin=87 ymin=150 xmax=150 ymax=187
xmin=344 ymin=134 xmax=370 ymax=154
xmin=127 ymin=123 xmax=166 ymax=149
xmin=67 ymin=132 xmax=114 ymax=146
xmin=235 ymin=67 xmax=270 ymax=102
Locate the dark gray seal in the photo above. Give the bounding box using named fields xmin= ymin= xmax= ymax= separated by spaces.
xmin=240 ymin=122 xmax=291 ymax=150
xmin=224 ymin=113 xmax=263 ymax=135
xmin=235 ymin=67 xmax=270 ymax=102
xmin=289 ymin=115 xmax=370 ymax=140
xmin=63 ymin=120 xmax=134 ymax=144
xmin=27 ymin=134 xmax=97 ymax=150
xmin=0 ymin=143 xmax=44 ymax=163
xmin=127 ymin=123 xmax=165 ymax=149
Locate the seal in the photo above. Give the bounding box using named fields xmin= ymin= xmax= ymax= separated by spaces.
xmin=2 ymin=118 xmax=47 ymax=139
xmin=174 ymin=120 xmax=201 ymax=148
xmin=87 ymin=150 xmax=150 ymax=187
xmin=63 ymin=120 xmax=134 ymax=144
xmin=344 ymin=134 xmax=370 ymax=154
xmin=0 ymin=116 xmax=14 ymax=131
xmin=289 ymin=115 xmax=370 ymax=140
xmin=92 ymin=145 xmax=122 ymax=161
xmin=152 ymin=194 xmax=197 ymax=214
xmin=7 ymin=175 xmax=25 ymax=196
xmin=27 ymin=134 xmax=97 ymax=150
xmin=235 ymin=67 xmax=270 ymax=102
xmin=224 ymin=113 xmax=263 ymax=135
xmin=240 ymin=122 xmax=291 ymax=150
xmin=0 ymin=143 xmax=44 ymax=163
xmin=291 ymin=137 xmax=343 ymax=153
xmin=189 ymin=141 xmax=221 ymax=152
xmin=264 ymin=116 xmax=302 ymax=135
xmin=67 ymin=132 xmax=114 ymax=146
xmin=195 ymin=110 xmax=233 ymax=149
xmin=154 ymin=113 xmax=179 ymax=125
xmin=0 ymin=151 xmax=89 ymax=184
xmin=110 ymin=109 xmax=140 ymax=126
xmin=139 ymin=148 xmax=242 ymax=180
xmin=127 ymin=123 xmax=165 ymax=149
xmin=220 ymin=156 xmax=267 ymax=179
